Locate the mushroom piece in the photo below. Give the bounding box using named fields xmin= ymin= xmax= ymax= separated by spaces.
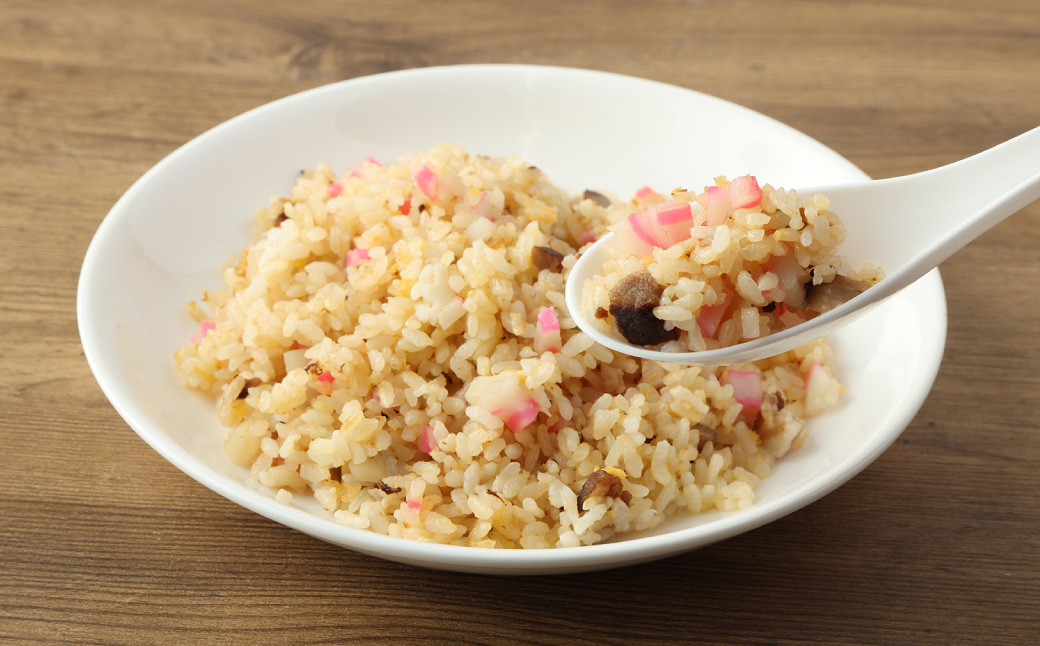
xmin=694 ymin=423 xmax=718 ymax=451
xmin=804 ymin=275 xmax=871 ymax=314
xmin=583 ymin=189 xmax=612 ymax=208
xmin=531 ymin=245 xmax=565 ymax=272
xmin=755 ymin=391 xmax=786 ymax=438
xmin=236 ymin=377 xmax=262 ymax=399
xmin=608 ymin=270 xmax=679 ymax=346
xmin=576 ymin=469 xmax=631 ymax=512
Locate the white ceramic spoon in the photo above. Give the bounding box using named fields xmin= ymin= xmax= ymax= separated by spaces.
xmin=565 ymin=125 xmax=1040 ymax=366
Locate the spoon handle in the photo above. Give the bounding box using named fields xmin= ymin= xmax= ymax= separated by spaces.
xmin=871 ymin=124 xmax=1040 ymax=272
xmin=814 ymin=124 xmax=1040 ymax=290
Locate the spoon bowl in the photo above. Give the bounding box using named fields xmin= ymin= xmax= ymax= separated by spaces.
xmin=566 ymin=125 xmax=1040 ymax=365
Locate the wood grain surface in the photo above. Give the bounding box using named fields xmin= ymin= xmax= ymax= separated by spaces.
xmin=3 ymin=1 xmax=1039 ymax=644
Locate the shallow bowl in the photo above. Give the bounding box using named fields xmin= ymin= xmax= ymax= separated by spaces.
xmin=78 ymin=65 xmax=946 ymax=575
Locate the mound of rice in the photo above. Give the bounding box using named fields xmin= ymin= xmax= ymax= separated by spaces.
xmin=174 ymin=144 xmax=844 ymax=548
xmin=581 ymin=178 xmax=883 ymax=350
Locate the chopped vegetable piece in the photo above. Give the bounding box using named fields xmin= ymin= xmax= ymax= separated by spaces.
xmin=531 ymin=246 xmax=565 ymax=272
xmin=538 ymin=307 xmax=560 ymax=331
xmin=608 ymin=271 xmax=678 ymax=346
xmin=577 ymin=230 xmax=597 ymax=246
xmin=608 ymin=200 xmax=694 ymax=257
xmin=697 ymin=185 xmax=732 ymax=226
xmin=623 ymin=212 xmax=658 ymax=253
xmin=583 ymin=189 xmax=611 ymax=207
xmin=756 ymin=391 xmax=787 ymax=438
xmin=804 ymin=275 xmax=870 ymax=314
xmin=576 ymin=469 xmax=627 ymax=511
xmin=317 ymin=371 xmax=335 ymax=383
xmin=412 ymin=163 xmax=439 ymax=200
xmin=473 ymin=190 xmax=504 ymax=220
xmin=766 ymin=252 xmax=810 ymax=308
xmin=348 ymin=156 xmax=382 ymax=178
xmin=417 ymin=424 xmax=436 ymax=453
xmin=696 ymin=293 xmax=732 ymax=339
xmin=237 ymin=377 xmax=261 ymax=399
xmin=468 ymin=373 xmax=542 ymax=433
xmin=398 ymin=197 xmax=411 ymax=215
xmin=500 ymin=400 xmax=540 ymax=433
xmin=777 ymin=304 xmax=807 ymax=328
xmin=346 ymin=248 xmax=370 ymax=267
xmin=728 ymin=175 xmax=763 ymax=208
xmin=694 ymin=423 xmax=718 ymax=451
xmin=649 ymin=201 xmax=695 ymax=247
xmin=634 ymin=186 xmax=665 ymax=202
xmin=723 ymin=369 xmax=763 ymax=419
xmin=191 ymin=320 xmax=216 ymax=343
xmin=282 ymin=348 xmax=309 ymax=373
xmin=534 ymin=307 xmax=562 ymax=353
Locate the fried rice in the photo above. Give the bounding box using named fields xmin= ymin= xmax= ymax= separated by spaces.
xmin=174 ymin=144 xmax=844 ymax=548
xmin=580 ymin=176 xmax=884 ymax=351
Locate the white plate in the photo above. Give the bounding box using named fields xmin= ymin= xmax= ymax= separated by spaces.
xmin=77 ymin=65 xmax=946 ymax=575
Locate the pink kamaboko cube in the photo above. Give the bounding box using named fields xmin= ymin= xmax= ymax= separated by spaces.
xmin=728 ymin=175 xmax=763 ymax=209
xmin=191 ymin=320 xmax=216 ymax=343
xmin=534 ymin=307 xmax=562 ymax=353
xmin=609 ymin=200 xmax=694 ymax=256
xmin=411 ymin=163 xmax=439 ymax=200
xmin=723 ymin=369 xmax=763 ymax=418
xmin=346 ymin=248 xmax=370 ymax=267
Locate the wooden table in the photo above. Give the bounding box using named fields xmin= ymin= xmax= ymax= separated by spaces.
xmin=4 ymin=1 xmax=1038 ymax=643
